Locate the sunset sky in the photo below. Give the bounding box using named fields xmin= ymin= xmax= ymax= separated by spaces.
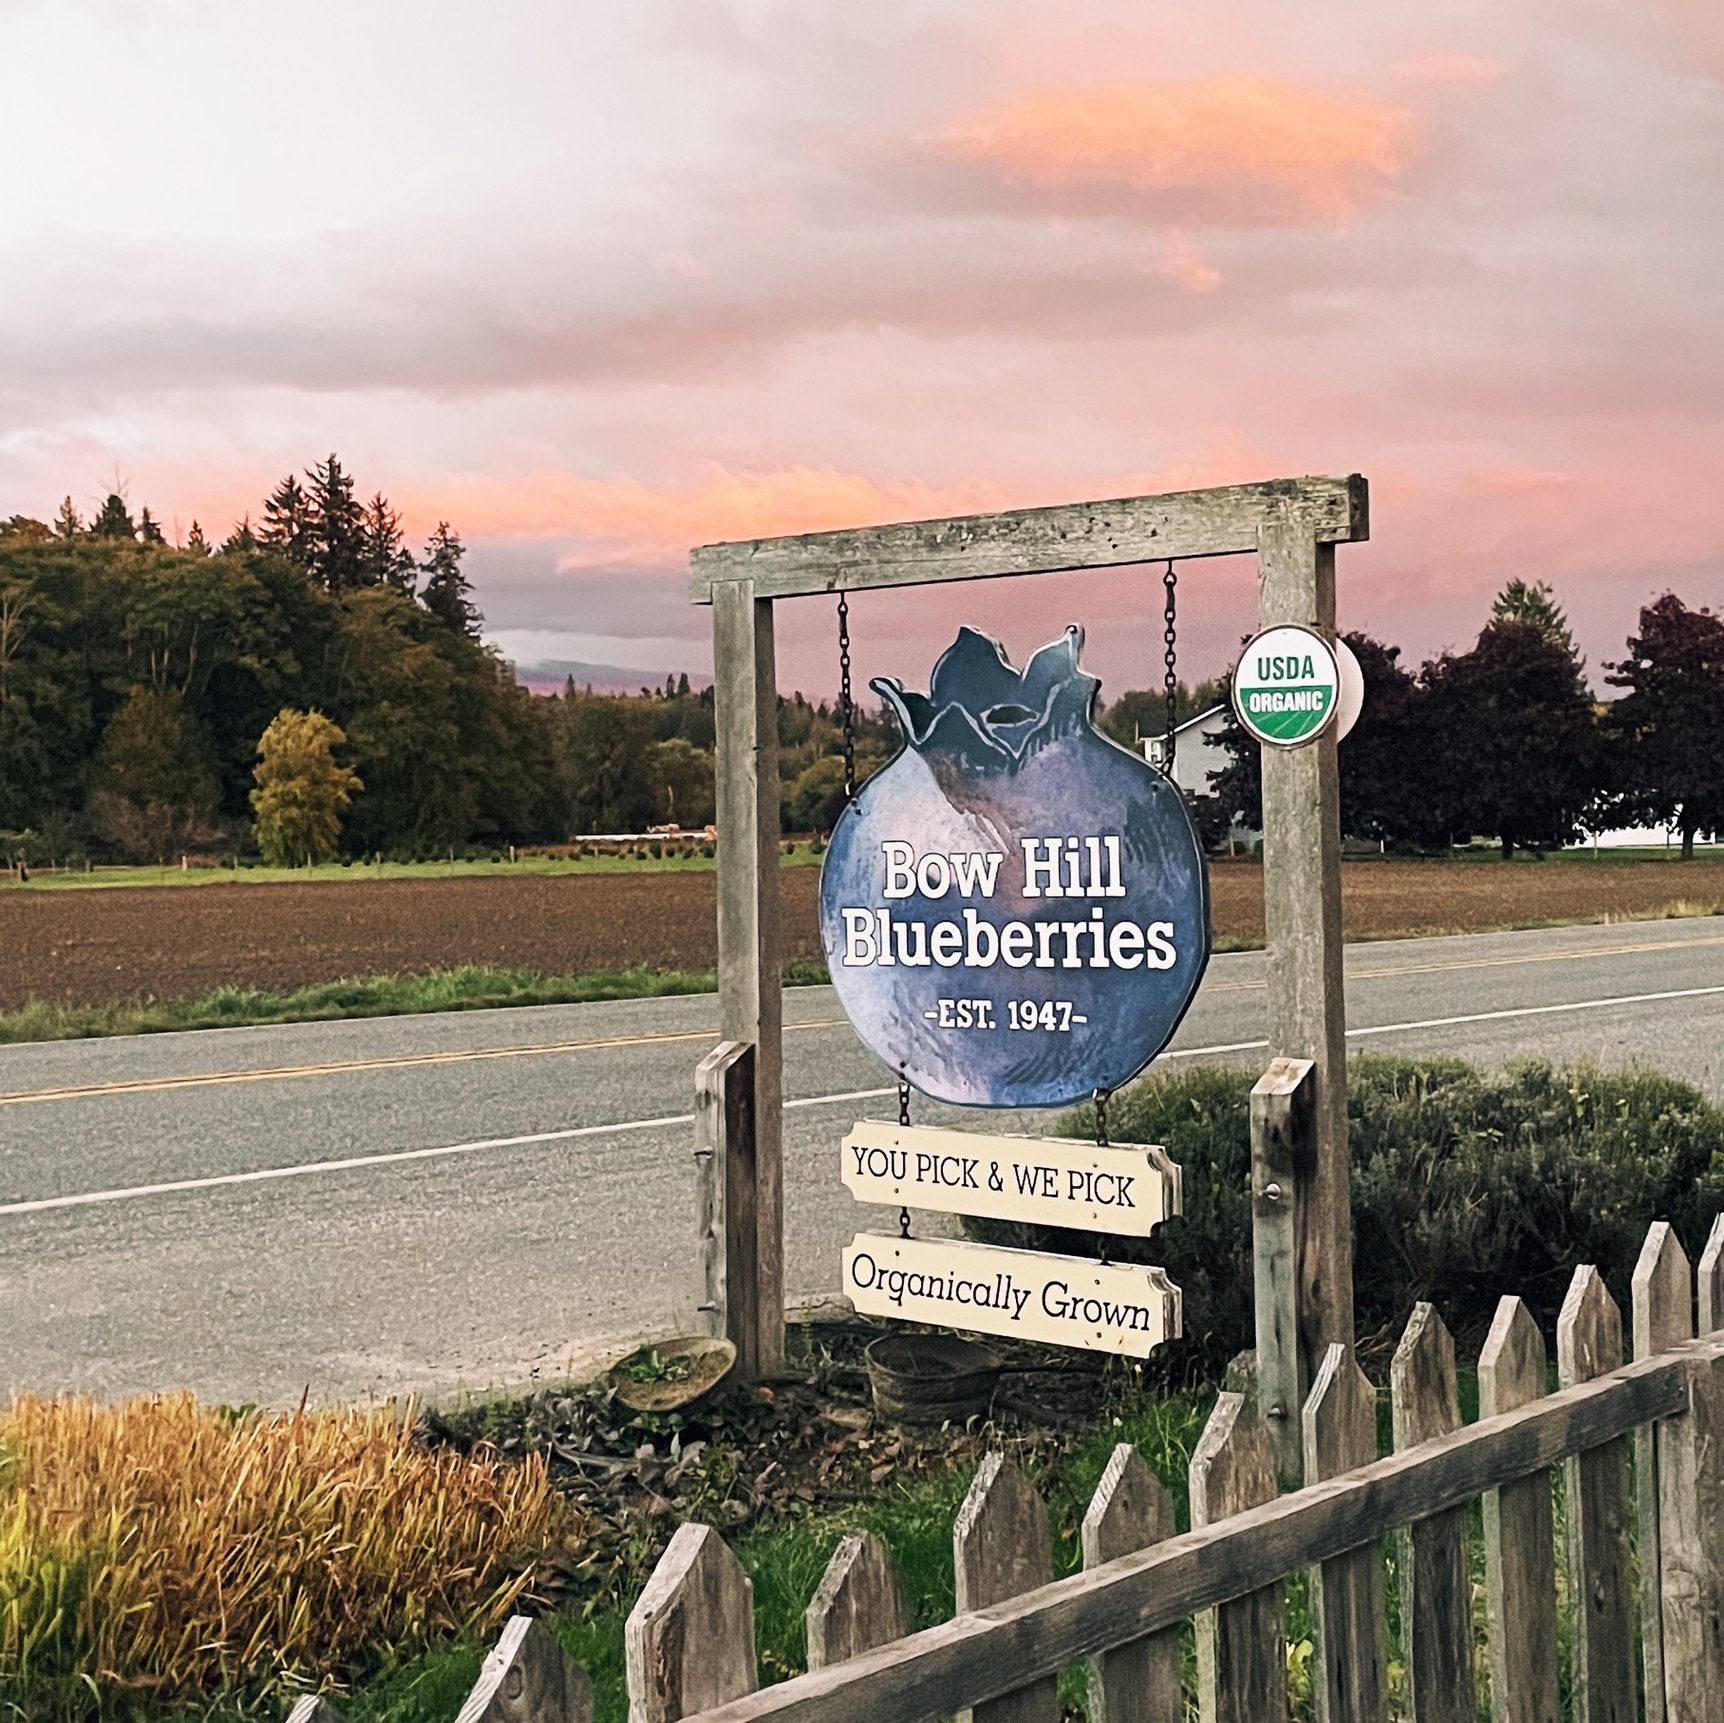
xmin=4 ymin=0 xmax=1720 ymax=700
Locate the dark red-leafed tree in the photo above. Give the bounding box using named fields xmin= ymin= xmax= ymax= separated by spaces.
xmin=1606 ymin=593 xmax=1724 ymax=859
xmin=1419 ymin=614 xmax=1602 ymax=856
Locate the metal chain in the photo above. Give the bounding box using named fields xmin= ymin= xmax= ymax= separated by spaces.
xmin=837 ymin=591 xmax=856 ymax=803
xmin=898 ymin=1069 xmax=912 ymax=1238
xmin=1162 ymin=560 xmax=1179 ymax=777
xmin=1094 ymin=1088 xmax=1112 ymax=1265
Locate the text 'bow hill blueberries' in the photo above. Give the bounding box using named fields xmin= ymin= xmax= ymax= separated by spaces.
xmin=818 ymin=625 xmax=1212 ymax=1108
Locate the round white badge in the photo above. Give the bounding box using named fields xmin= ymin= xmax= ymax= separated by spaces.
xmin=1232 ymin=625 xmax=1342 ymax=748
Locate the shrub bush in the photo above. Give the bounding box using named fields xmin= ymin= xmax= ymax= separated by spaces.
xmin=962 ymin=1056 xmax=1724 ymax=1380
xmin=0 ymin=1393 xmax=574 ymax=1718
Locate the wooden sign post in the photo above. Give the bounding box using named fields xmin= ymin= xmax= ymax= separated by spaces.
xmin=692 ymin=475 xmax=1367 ymax=1395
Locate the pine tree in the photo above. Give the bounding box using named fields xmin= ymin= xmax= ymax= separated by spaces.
xmin=419 ymin=522 xmax=481 ymax=636
xmin=223 ymin=515 xmax=259 ymax=553
xmin=54 ymin=497 xmax=83 ymax=539
xmin=306 ymin=453 xmax=363 ymax=590
xmin=1493 ymin=579 xmax=1585 ymax=688
xmin=358 ymin=492 xmax=415 ymax=592
xmin=185 ymin=520 xmax=211 ymax=556
xmin=137 ymin=507 xmax=165 ymax=545
xmin=259 ymin=474 xmax=315 ymax=567
xmin=90 ymin=493 xmax=136 ymax=540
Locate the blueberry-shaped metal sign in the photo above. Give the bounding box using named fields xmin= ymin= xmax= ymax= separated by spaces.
xmin=819 ymin=625 xmax=1211 ymax=1108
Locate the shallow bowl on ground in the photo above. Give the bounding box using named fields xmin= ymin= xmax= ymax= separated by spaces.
xmin=608 ymin=1337 xmax=736 ymax=1411
xmin=864 ymin=1332 xmax=1001 ymax=1425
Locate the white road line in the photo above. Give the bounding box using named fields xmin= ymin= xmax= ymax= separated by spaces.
xmin=7 ymin=984 xmax=1724 ymax=1219
xmin=0 ymin=1088 xmax=899 ymax=1217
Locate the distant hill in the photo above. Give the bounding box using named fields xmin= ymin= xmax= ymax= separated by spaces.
xmin=509 ymin=658 xmax=713 ymax=697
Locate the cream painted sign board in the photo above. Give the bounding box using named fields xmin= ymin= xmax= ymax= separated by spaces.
xmin=842 ymin=1233 xmax=1180 ymax=1357
xmin=841 ymin=1120 xmax=1180 ymax=1237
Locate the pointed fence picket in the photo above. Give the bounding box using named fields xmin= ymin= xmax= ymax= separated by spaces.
xmin=287 ymin=1217 xmax=1724 ymax=1723
xmin=1391 ymin=1302 xmax=1476 ymax=1723
xmin=1557 ymin=1266 xmax=1636 ymax=1723
xmin=1080 ymin=1443 xmax=1180 ymax=1723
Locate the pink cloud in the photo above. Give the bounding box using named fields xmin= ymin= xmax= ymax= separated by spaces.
xmin=931 ymin=73 xmax=1419 ymax=225
xmin=394 ymin=466 xmax=1011 ymax=565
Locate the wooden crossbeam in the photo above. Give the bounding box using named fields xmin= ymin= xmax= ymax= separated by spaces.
xmin=689 ymin=474 xmax=1368 ymax=602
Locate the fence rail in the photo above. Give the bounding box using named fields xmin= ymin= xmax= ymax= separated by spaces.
xmin=295 ymin=1215 xmax=1724 ymax=1723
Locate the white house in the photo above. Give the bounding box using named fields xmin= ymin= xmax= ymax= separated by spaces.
xmin=1139 ymin=703 xmax=1234 ymax=800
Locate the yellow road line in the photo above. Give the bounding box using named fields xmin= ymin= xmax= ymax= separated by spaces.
xmin=3 ymin=928 xmax=1719 ymax=1107
xmin=0 ymin=1020 xmax=838 ymax=1108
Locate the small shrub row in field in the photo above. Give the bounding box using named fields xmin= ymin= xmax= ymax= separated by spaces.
xmin=0 ymin=1393 xmax=576 ymax=1720
xmin=965 ymin=1055 xmax=1724 ymax=1379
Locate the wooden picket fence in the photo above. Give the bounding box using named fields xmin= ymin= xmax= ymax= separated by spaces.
xmin=293 ymin=1216 xmax=1724 ymax=1723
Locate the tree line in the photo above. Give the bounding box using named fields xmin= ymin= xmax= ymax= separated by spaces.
xmin=1196 ymin=579 xmax=1724 ymax=858
xmin=0 ymin=463 xmax=900 ymax=863
xmin=2 ymin=469 xmax=1717 ymax=864
xmin=0 ymin=461 xmax=543 ymax=863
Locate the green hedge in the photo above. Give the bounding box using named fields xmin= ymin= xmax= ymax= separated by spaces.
xmin=961 ymin=1056 xmax=1724 ymax=1380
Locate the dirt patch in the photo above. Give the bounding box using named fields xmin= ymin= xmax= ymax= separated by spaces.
xmin=2 ymin=859 xmax=1722 ymax=1010
xmin=0 ymin=873 xmax=813 ymax=1011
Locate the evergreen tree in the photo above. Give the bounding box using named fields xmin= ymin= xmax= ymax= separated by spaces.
xmin=677 ymin=671 xmax=691 ymax=698
xmin=185 ymin=520 xmax=211 ymax=556
xmin=223 ymin=515 xmax=259 ymax=553
xmin=259 ymin=474 xmax=315 ymax=567
xmin=54 ymin=497 xmax=82 ymax=538
xmin=358 ymin=491 xmax=415 ymax=591
xmin=250 ymin=708 xmax=363 ymax=865
xmin=306 ymin=453 xmax=363 ymax=590
xmin=419 ymin=522 xmax=481 ymax=637
xmin=1605 ymin=593 xmax=1724 ymax=858
xmin=1493 ymin=579 xmax=1585 ymax=688
xmin=90 ymin=493 xmax=136 ymax=540
xmin=137 ymin=507 xmax=165 ymax=545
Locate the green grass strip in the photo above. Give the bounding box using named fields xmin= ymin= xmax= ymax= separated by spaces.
xmin=0 ymin=850 xmax=833 ymax=890
xmin=0 ymin=960 xmax=834 ymax=1045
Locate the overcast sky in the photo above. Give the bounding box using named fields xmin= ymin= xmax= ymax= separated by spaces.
xmin=4 ymin=0 xmax=1720 ymax=699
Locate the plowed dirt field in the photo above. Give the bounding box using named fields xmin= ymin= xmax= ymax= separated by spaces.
xmin=2 ymin=859 xmax=1722 ymax=1010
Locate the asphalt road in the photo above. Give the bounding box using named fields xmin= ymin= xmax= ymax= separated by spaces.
xmin=4 ymin=915 xmax=1723 ymax=1408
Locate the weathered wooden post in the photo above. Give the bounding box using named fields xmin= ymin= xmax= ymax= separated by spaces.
xmin=1251 ymin=1057 xmax=1314 ymax=1474
xmin=709 ymin=581 xmax=784 ymax=1380
xmin=695 ymin=1040 xmax=762 ymax=1380
xmin=1256 ymin=510 xmax=1353 ymax=1455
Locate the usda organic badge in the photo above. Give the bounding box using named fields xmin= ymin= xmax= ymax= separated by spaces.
xmin=1232 ymin=624 xmax=1341 ymax=747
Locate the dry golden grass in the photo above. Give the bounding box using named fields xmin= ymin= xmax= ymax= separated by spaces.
xmin=0 ymin=1393 xmax=573 ymax=1718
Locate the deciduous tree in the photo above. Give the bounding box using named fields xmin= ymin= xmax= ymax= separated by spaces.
xmin=1209 ymin=632 xmax=1434 ymax=843
xmin=250 ymin=708 xmax=363 ymax=865
xmin=87 ymin=685 xmax=221 ymax=861
xmin=1420 ymin=614 xmax=1601 ymax=855
xmin=1605 ymin=593 xmax=1724 ymax=858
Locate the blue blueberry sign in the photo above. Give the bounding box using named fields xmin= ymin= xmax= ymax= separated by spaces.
xmin=819 ymin=626 xmax=1211 ymax=1108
